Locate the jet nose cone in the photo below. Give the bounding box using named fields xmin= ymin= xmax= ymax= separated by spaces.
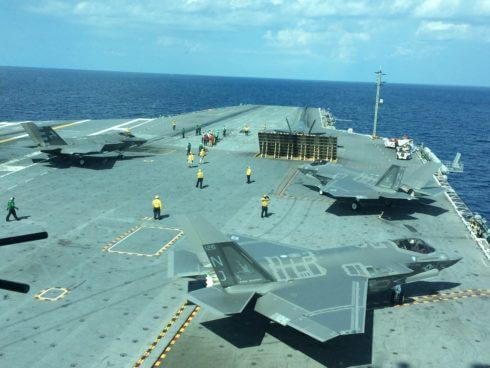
xmin=298 ymin=164 xmax=315 ymax=175
xmin=447 ymin=257 xmax=462 ymax=267
xmin=439 ymin=255 xmax=462 ymax=269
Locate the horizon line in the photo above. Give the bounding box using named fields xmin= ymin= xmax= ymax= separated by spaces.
xmin=1 ymin=64 xmax=489 ymax=89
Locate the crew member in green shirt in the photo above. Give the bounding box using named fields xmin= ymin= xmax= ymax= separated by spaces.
xmin=6 ymin=197 xmax=19 ymax=221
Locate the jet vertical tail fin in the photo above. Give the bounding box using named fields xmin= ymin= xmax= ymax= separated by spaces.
xmin=176 ymin=215 xmax=274 ymax=288
xmin=375 ymin=165 xmax=405 ymax=189
xmin=21 ymin=123 xmax=67 ymax=147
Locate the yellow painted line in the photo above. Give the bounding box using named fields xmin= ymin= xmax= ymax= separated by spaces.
xmin=133 ymin=303 xmax=188 ymax=368
xmin=0 ymin=135 xmax=29 ymax=144
xmin=151 ymin=306 xmax=200 ymax=367
xmin=395 ymin=288 xmax=490 ymax=308
xmin=52 ymin=120 xmax=90 ymax=130
xmin=105 ymin=226 xmax=183 ymax=257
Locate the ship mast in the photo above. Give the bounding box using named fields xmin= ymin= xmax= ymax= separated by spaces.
xmin=372 ymin=68 xmax=385 ymax=138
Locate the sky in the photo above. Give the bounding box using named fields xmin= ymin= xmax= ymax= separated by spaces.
xmin=1 ymin=0 xmax=490 ymax=86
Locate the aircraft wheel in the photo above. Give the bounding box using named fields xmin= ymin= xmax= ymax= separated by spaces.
xmin=79 ymin=159 xmax=85 ymax=166
xmin=351 ymin=202 xmax=359 ymax=210
xmin=319 ymin=190 xmax=323 ymax=195
xmin=384 ymin=199 xmax=393 ymax=207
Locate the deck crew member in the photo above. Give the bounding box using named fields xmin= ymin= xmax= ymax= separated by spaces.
xmin=243 ymin=125 xmax=250 ymax=135
xmin=6 ymin=196 xmax=20 ymax=222
xmin=187 ymin=152 xmax=194 ymax=168
xmin=172 ymin=120 xmax=176 ymax=131
xmin=246 ymin=166 xmax=252 ymax=184
xmin=199 ymin=148 xmax=206 ymax=165
xmin=181 ymin=127 xmax=185 ymax=138
xmin=261 ymin=195 xmax=269 ymax=218
xmin=223 ymin=126 xmax=227 ymax=137
xmin=187 ymin=142 xmax=192 ymax=156
xmin=196 ymin=168 xmax=204 ymax=189
xmin=152 ymin=195 xmax=162 ymax=220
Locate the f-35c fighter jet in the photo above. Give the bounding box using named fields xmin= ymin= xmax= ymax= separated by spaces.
xmin=21 ymin=122 xmax=147 ymax=165
xmin=299 ymin=161 xmax=444 ymax=210
xmin=175 ymin=216 xmax=460 ymax=343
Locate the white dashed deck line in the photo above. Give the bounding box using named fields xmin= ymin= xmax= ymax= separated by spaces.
xmin=88 ymin=118 xmax=151 ymax=136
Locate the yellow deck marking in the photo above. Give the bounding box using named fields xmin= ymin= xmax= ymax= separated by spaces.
xmin=34 ymin=287 xmax=69 ymax=302
xmin=394 ymin=288 xmax=490 ymax=308
xmin=102 ymin=225 xmax=183 ymax=257
xmin=132 ymin=303 xmax=189 ymax=368
xmin=151 ymin=306 xmax=200 ymax=367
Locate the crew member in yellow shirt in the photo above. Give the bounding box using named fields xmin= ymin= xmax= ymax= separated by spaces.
xmin=196 ymin=168 xmax=204 ymax=189
xmin=152 ymin=195 xmax=162 ymax=220
xmin=199 ymin=148 xmax=206 ymax=165
xmin=187 ymin=152 xmax=194 ymax=168
xmin=261 ymin=195 xmax=269 ymax=218
xmin=246 ymin=165 xmax=252 ymax=184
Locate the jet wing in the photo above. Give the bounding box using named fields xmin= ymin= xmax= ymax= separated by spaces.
xmin=322 ymin=178 xmax=380 ymax=200
xmin=255 ymin=274 xmax=368 ymax=342
xmin=188 ymin=286 xmax=255 ymax=315
xmin=82 ymin=152 xmax=122 ymax=159
xmin=415 ymin=186 xmax=445 ymax=197
xmin=58 ymin=144 xmax=105 ymax=155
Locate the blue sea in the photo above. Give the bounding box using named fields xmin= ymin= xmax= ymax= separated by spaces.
xmin=0 ymin=66 xmax=488 ymax=220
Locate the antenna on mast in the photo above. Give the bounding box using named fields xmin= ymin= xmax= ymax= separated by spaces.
xmin=372 ymin=67 xmax=386 ymax=139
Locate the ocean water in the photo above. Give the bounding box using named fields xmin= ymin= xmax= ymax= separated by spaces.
xmin=0 ymin=66 xmax=488 ymax=220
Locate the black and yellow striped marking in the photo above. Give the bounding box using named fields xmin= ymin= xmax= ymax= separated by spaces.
xmin=395 ymin=288 xmax=490 ymax=308
xmin=102 ymin=226 xmax=183 ymax=257
xmin=151 ymin=306 xmax=200 ymax=367
xmin=133 ymin=303 xmax=189 ymax=368
xmin=154 ymin=228 xmax=184 ymax=257
xmin=101 ymin=225 xmax=141 ymax=252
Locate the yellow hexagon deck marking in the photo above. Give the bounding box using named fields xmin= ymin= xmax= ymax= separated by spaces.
xmin=34 ymin=287 xmax=69 ymax=302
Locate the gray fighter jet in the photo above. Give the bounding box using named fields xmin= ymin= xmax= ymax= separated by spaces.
xmin=173 ymin=216 xmax=460 ymax=343
xmin=21 ymin=122 xmax=147 ymax=165
xmin=299 ymin=161 xmax=444 ymax=210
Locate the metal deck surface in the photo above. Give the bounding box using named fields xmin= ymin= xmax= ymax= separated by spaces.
xmin=0 ymin=105 xmax=489 ymax=368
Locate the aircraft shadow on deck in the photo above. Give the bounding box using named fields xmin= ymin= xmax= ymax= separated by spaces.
xmin=324 ymin=198 xmax=448 ymax=220
xmin=367 ymin=281 xmax=461 ymax=309
xmin=31 ymin=154 xmax=153 ymax=170
xmin=300 ymin=184 xmax=448 ymax=220
xmin=199 ymin=279 xmax=463 ymax=367
xmin=201 ymin=301 xmax=374 ymax=368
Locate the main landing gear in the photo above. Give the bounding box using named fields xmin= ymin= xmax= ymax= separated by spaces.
xmin=351 ymin=201 xmax=360 ymax=210
xmin=391 ymin=285 xmax=405 ymax=305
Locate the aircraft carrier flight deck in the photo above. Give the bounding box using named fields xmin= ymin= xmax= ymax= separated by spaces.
xmin=1 ymin=104 xmax=489 ymax=368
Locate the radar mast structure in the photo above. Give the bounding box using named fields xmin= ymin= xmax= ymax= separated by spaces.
xmin=372 ymin=67 xmax=386 ymax=138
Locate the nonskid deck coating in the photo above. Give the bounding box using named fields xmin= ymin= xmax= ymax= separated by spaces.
xmin=0 ymin=105 xmax=488 ymax=368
